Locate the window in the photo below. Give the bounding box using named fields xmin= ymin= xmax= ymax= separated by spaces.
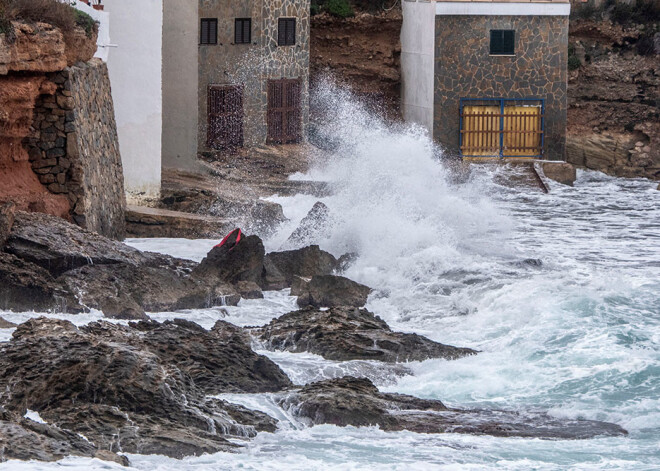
xmin=278 ymin=18 xmax=296 ymax=46
xmin=200 ymin=18 xmax=218 ymax=45
xmin=235 ymin=18 xmax=251 ymax=44
xmin=490 ymin=30 xmax=515 ymax=55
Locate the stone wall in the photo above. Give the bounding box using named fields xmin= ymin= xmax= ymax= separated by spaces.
xmin=23 ymin=59 xmax=125 ymax=239
xmin=433 ymin=15 xmax=569 ymax=160
xmin=197 ymin=0 xmax=310 ymax=151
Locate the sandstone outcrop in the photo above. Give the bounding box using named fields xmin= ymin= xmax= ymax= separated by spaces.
xmin=295 ymin=274 xmax=371 ymax=308
xmin=0 ymin=318 xmax=282 ymax=459
xmin=280 ymin=376 xmax=628 ymax=439
xmin=252 ymin=306 xmax=477 ymax=362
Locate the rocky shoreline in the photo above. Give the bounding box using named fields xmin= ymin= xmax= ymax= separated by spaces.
xmin=0 ymin=205 xmax=628 ymax=466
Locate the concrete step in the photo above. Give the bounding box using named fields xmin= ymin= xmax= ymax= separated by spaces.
xmin=125 ymin=205 xmax=235 ymax=239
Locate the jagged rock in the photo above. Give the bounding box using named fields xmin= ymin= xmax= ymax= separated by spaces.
xmin=336 ymin=252 xmax=359 ymax=273
xmin=263 ymin=245 xmax=338 ymax=290
xmin=0 ymin=317 xmax=16 ymax=329
xmin=0 ymin=318 xmax=281 ymax=459
xmin=236 ymin=280 xmax=264 ymax=299
xmin=83 ymin=319 xmax=292 ymax=394
xmin=540 ymin=161 xmax=577 ymax=186
xmin=0 ymin=252 xmax=73 ymax=312
xmin=194 ymin=230 xmax=265 ymax=286
xmin=290 ymin=275 xmax=310 ymax=296
xmin=0 ymin=201 xmax=15 ymax=248
xmin=0 ymin=413 xmax=128 ymax=465
xmin=5 ymin=211 xmax=144 ymax=277
xmin=280 ymin=376 xmax=628 ymax=439
xmin=1 ymin=211 xmax=240 ymax=315
xmin=252 ymin=306 xmax=477 ymax=362
xmin=296 ymin=275 xmax=371 ymax=308
xmin=283 ymin=201 xmax=332 ymax=249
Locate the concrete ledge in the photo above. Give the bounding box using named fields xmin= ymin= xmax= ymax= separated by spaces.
xmin=126 ymin=205 xmax=235 ymax=239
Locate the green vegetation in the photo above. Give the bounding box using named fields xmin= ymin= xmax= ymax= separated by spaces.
xmin=326 ymin=0 xmax=355 ymax=18
xmin=568 ymin=43 xmax=582 ymax=71
xmin=0 ymin=0 xmax=98 ymax=41
xmin=571 ymin=0 xmax=660 ymax=24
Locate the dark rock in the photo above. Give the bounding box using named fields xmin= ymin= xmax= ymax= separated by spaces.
xmin=236 ymin=280 xmax=264 ymax=299
xmin=0 ymin=318 xmax=281 ymax=459
xmin=280 ymin=376 xmax=628 ymax=439
xmin=0 ymin=252 xmax=74 ymax=313
xmin=263 ymin=245 xmax=338 ymax=289
xmin=336 ymin=252 xmax=359 ymax=272
xmin=83 ymin=318 xmax=292 ymax=394
xmin=0 ymin=317 xmax=16 ymax=329
xmin=252 ymin=306 xmax=477 ymax=362
xmin=0 ymin=201 xmax=15 ymax=248
xmin=296 ymin=275 xmax=371 ymax=308
xmin=0 ymin=413 xmax=127 ymax=465
xmin=541 ymin=161 xmax=576 ymax=186
xmin=194 ymin=232 xmax=265 ymax=290
xmin=1 ymin=211 xmax=240 ymax=315
xmin=283 ymin=201 xmax=332 ymax=249
xmin=290 ymin=275 xmax=310 ymax=296
xmin=5 ymin=211 xmax=143 ymax=277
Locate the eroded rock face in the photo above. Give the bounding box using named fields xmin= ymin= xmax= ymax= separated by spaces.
xmin=251 ymin=306 xmax=477 ymax=362
xmin=0 ymin=202 xmax=15 ymax=248
xmin=0 ymin=318 xmax=282 ymax=459
xmin=295 ymin=275 xmax=371 ymax=308
xmin=282 ymin=201 xmax=332 ymax=250
xmin=263 ymin=245 xmax=338 ymax=290
xmin=0 ymin=211 xmax=240 ymax=316
xmin=280 ymin=376 xmax=628 ymax=439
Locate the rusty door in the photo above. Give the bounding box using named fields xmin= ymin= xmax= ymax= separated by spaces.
xmin=208 ymin=85 xmax=244 ymax=149
xmin=267 ymin=78 xmax=301 ymax=144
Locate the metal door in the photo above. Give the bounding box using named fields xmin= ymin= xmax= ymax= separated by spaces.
xmin=208 ymin=85 xmax=244 ymax=149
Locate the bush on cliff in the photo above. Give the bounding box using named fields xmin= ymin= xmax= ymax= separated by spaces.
xmin=326 ymin=0 xmax=355 ymax=18
xmin=0 ymin=0 xmax=97 ymax=40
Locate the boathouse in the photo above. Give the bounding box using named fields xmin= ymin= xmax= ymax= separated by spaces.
xmin=401 ymin=0 xmax=570 ymax=160
xmin=100 ymin=0 xmax=310 ymax=201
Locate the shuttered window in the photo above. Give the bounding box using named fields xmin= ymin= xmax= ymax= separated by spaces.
xmin=490 ymin=30 xmax=515 ymax=55
xmin=235 ymin=18 xmax=251 ymax=44
xmin=277 ymin=18 xmax=296 ymax=46
xmin=200 ymin=18 xmax=218 ymax=45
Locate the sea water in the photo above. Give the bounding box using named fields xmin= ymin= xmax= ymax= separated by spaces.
xmin=1 ymin=87 xmax=659 ymax=470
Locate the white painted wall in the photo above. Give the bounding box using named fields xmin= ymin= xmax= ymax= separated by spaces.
xmin=104 ymin=0 xmax=163 ymax=201
xmin=401 ymin=0 xmax=436 ymax=135
xmin=435 ymin=2 xmax=571 ymax=16
xmin=67 ymin=1 xmax=112 ymax=62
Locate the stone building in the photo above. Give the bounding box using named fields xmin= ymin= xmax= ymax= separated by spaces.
xmin=401 ymin=0 xmax=571 ymax=160
xmin=104 ymin=0 xmax=310 ymax=199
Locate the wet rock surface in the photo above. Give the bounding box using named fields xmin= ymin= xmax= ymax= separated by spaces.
xmin=0 ymin=318 xmax=282 ymax=459
xmin=0 ymin=211 xmax=240 ymax=316
xmin=281 ymin=376 xmax=628 ymax=439
xmin=252 ymin=306 xmax=477 ymax=362
xmin=0 ymin=317 xmax=16 ymax=329
xmin=263 ymin=245 xmax=338 ymax=290
xmin=282 ymin=201 xmax=332 ymax=250
xmin=295 ymin=275 xmax=371 ymax=308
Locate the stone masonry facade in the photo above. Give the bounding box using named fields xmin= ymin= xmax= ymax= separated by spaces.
xmin=434 ymin=15 xmax=568 ymax=160
xmin=24 ymin=59 xmax=126 ymax=239
xmin=197 ymin=0 xmax=310 ymax=151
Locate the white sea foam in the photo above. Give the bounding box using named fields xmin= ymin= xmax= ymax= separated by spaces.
xmin=1 ymin=83 xmax=659 ymax=470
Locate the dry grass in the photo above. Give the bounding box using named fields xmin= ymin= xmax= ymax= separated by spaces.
xmin=0 ymin=0 xmax=96 ymax=41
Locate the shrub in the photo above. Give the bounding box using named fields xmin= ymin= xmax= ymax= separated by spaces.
xmin=326 ymin=0 xmax=354 ymax=18
xmin=611 ymin=0 xmax=660 ymax=25
xmin=74 ymin=9 xmax=96 ymax=37
xmin=0 ymin=0 xmax=97 ymax=39
xmin=568 ymin=43 xmax=582 ymax=71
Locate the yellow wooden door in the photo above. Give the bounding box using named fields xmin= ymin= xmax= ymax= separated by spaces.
xmin=461 ymin=105 xmax=500 ymax=157
xmin=502 ymin=106 xmax=541 ymax=157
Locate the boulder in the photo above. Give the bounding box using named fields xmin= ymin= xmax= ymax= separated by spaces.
xmin=0 ymin=411 xmax=127 ymax=465
xmin=0 ymin=201 xmax=15 ymax=248
xmin=296 ymin=275 xmax=371 ymax=308
xmin=194 ymin=231 xmax=265 ymax=286
xmin=252 ymin=306 xmax=477 ymax=362
xmin=236 ymin=280 xmax=264 ymax=299
xmin=541 ymin=162 xmax=577 ymax=186
xmin=282 ymin=201 xmax=332 ymax=249
xmin=82 ymin=319 xmax=292 ymax=394
xmin=0 ymin=318 xmax=281 ymax=459
xmin=0 ymin=211 xmax=240 ymax=315
xmin=0 ymin=317 xmax=16 ymax=329
xmin=263 ymin=245 xmax=338 ymax=290
xmin=280 ymin=376 xmax=628 ymax=439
